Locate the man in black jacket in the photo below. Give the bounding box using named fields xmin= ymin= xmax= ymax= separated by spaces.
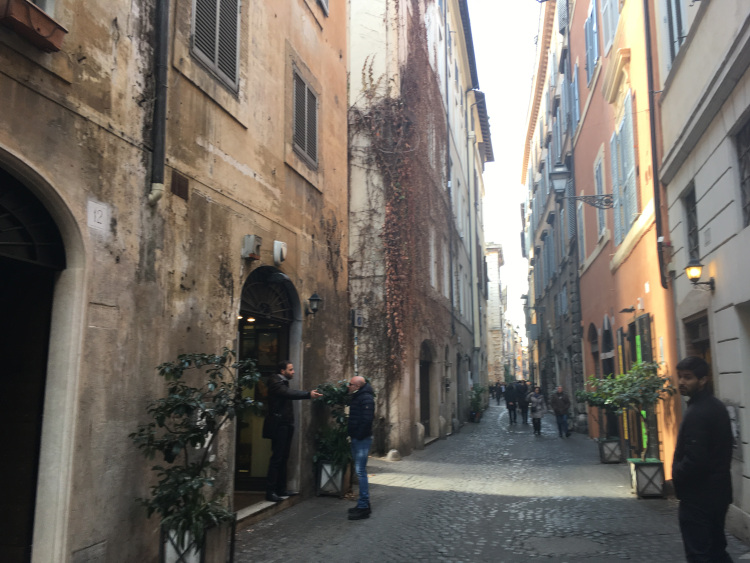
xmin=672 ymin=356 xmax=733 ymax=562
xmin=516 ymin=380 xmax=530 ymax=424
xmin=264 ymin=361 xmax=322 ymax=502
xmin=347 ymin=375 xmax=375 ymax=520
xmin=504 ymin=381 xmax=518 ymax=424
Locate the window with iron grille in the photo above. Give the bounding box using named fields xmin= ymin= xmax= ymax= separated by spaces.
xmin=737 ymin=120 xmax=750 ymax=228
xmin=293 ymin=71 xmax=318 ymax=166
xmin=683 ymin=185 xmax=699 ymax=259
xmin=665 ymin=0 xmax=687 ymax=67
xmin=192 ymin=0 xmax=240 ymax=90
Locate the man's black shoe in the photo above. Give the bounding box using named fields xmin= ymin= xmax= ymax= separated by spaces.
xmin=348 ymin=507 xmax=371 ymax=520
xmin=265 ymin=492 xmax=286 ymax=502
xmin=566 ymin=431 xmax=572 ymax=437
xmin=348 ymin=504 xmax=371 ymax=514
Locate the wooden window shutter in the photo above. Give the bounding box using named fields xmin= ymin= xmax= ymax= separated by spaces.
xmin=217 ymin=0 xmax=238 ymax=82
xmin=610 ymin=132 xmax=623 ymax=244
xmin=193 ymin=0 xmax=239 ymax=88
xmin=307 ymin=86 xmax=318 ymax=162
xmin=621 ymin=91 xmax=638 ymax=232
xmin=293 ymin=71 xmax=318 ymax=165
xmin=194 ymin=0 xmax=217 ymax=62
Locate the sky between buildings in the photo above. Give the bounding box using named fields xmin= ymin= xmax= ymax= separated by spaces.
xmin=469 ymin=0 xmax=542 ymax=338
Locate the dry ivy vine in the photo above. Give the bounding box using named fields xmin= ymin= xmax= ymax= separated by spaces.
xmin=348 ymin=0 xmax=455 ymax=449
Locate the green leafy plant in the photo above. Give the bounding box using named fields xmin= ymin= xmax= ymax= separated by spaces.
xmin=313 ymin=381 xmax=352 ymax=469
xmin=130 ymin=349 xmax=261 ymax=556
xmin=470 ymin=385 xmax=486 ymax=413
xmin=578 ymin=362 xmax=676 ymax=460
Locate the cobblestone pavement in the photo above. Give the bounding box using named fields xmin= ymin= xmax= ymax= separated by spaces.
xmin=234 ymin=403 xmax=750 ymax=562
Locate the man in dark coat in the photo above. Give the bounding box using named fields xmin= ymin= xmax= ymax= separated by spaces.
xmin=550 ymin=386 xmax=572 ymax=438
xmin=516 ymin=380 xmax=530 ymax=424
xmin=672 ymin=356 xmax=733 ymax=562
xmin=347 ymin=375 xmax=375 ymax=520
xmin=504 ymin=381 xmax=518 ymax=424
xmin=264 ymin=360 xmax=322 ymax=502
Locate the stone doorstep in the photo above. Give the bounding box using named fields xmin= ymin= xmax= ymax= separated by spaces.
xmin=234 ymin=495 xmax=304 ymax=531
xmin=424 ymin=436 xmax=440 ymax=447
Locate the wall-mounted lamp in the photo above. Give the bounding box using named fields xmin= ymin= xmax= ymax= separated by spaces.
xmin=685 ymin=257 xmax=715 ymax=291
xmin=550 ymin=162 xmax=615 ymax=209
xmin=306 ymin=293 xmax=322 ymax=315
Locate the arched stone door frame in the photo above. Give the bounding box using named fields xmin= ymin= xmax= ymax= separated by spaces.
xmin=0 ymin=147 xmax=87 ymax=563
xmin=235 ymin=266 xmax=303 ymax=492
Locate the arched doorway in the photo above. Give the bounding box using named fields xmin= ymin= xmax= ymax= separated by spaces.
xmin=0 ymin=168 xmax=65 ymax=562
xmin=235 ymin=267 xmax=298 ymax=492
xmin=419 ymin=342 xmax=432 ymax=437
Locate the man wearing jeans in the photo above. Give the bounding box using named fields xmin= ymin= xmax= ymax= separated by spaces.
xmin=347 ymin=375 xmax=375 ymax=520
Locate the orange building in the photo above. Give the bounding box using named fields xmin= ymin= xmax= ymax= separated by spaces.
xmin=569 ymin=0 xmax=680 ymax=471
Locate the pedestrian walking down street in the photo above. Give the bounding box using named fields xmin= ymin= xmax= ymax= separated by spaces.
xmin=673 ymin=356 xmax=734 ymax=562
xmin=264 ymin=361 xmax=322 ymax=502
xmin=516 ymin=380 xmax=530 ymax=424
xmin=527 ymin=386 xmax=546 ymax=435
xmin=347 ymin=375 xmax=375 ymax=521
xmin=504 ymin=382 xmax=518 ymax=424
xmin=489 ymin=383 xmax=496 ymax=402
xmin=550 ymin=386 xmax=572 ymax=438
xmin=495 ymin=381 xmax=503 ymax=405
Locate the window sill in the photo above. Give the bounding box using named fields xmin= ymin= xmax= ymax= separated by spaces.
xmin=0 ymin=0 xmax=67 ymax=52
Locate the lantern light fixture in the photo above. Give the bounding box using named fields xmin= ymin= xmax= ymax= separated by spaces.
xmin=684 ymin=257 xmax=715 ymax=291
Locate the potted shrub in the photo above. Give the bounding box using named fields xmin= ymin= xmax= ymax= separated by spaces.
xmin=130 ymin=349 xmax=261 ymax=562
xmin=577 ymin=375 xmax=623 ymax=464
xmin=313 ymin=380 xmax=352 ymax=496
xmin=469 ymin=385 xmax=486 ymax=423
xmin=592 ymin=362 xmax=676 ymax=497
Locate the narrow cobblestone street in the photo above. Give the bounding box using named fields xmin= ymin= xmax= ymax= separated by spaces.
xmin=234 ymin=403 xmax=750 ymax=562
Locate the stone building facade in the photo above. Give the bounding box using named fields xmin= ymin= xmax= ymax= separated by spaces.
xmin=348 ymin=0 xmax=492 ymax=455
xmin=486 ymin=242 xmax=506 ymax=384
xmin=657 ymin=0 xmax=750 ymax=542
xmin=0 ymin=0 xmax=349 ymax=560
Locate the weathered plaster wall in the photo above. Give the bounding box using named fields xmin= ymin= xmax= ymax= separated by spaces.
xmin=0 ymin=0 xmax=349 ymax=560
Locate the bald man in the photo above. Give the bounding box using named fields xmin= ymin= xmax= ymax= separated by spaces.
xmin=347 ymin=376 xmax=375 ymax=520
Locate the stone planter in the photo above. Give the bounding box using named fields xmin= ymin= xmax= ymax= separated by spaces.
xmin=316 ymin=460 xmax=350 ymax=497
xmin=0 ymin=0 xmax=68 ymax=52
xmin=628 ymin=458 xmax=665 ymax=498
xmin=598 ymin=437 xmax=623 ymax=464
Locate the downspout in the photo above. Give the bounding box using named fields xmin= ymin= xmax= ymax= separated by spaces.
xmin=643 ymin=0 xmax=668 ymax=289
xmin=148 ymin=0 xmax=169 ymax=206
xmin=445 ymin=0 xmax=455 ymax=336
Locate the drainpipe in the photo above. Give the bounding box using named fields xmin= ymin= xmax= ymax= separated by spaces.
xmin=445 ymin=0 xmax=455 ymax=336
xmin=643 ymin=0 xmax=668 ymax=289
xmin=148 ymin=0 xmax=169 ymax=206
